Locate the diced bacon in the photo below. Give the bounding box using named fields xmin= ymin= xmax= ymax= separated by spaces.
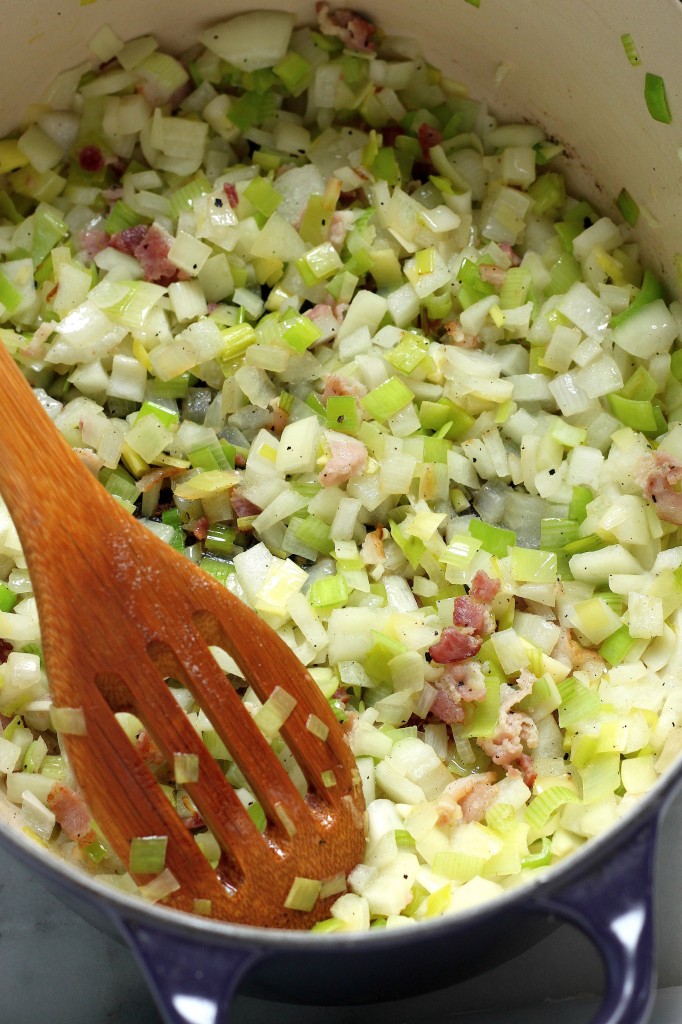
xmin=551 ymin=627 xmax=605 ymax=682
xmin=514 ymin=753 xmax=537 ymax=790
xmin=320 ymin=371 xmax=366 ymax=402
xmin=267 ymin=402 xmax=289 ymax=437
xmin=453 ymin=595 xmax=488 ymax=635
xmin=429 ymin=627 xmax=482 ymax=664
xmin=193 ymin=516 xmax=210 ymax=541
xmin=73 ymin=447 xmax=104 ymax=477
xmin=318 ymin=430 xmax=367 ymax=487
xmin=478 ymin=264 xmax=507 ymax=286
xmin=230 ymin=491 xmax=262 ymax=519
xmin=135 ymin=465 xmax=186 ymax=494
xmin=362 ymin=526 xmax=385 ymax=564
xmin=478 ymin=669 xmax=538 ymax=778
xmin=182 ymin=811 xmax=204 ymax=831
xmin=133 ymin=223 xmax=187 ymax=287
xmin=443 ymin=320 xmax=481 ymax=349
xmin=439 ymin=660 xmax=487 ymax=703
xmin=316 ymin=1 xmax=377 ymax=52
xmin=417 ymin=122 xmax=443 ymax=162
xmin=110 ymin=223 xmax=148 ymax=256
xmin=329 ymin=210 xmax=354 ymax=249
xmin=634 ymin=451 xmax=682 ymax=525
xmin=304 ymin=304 xmax=347 ymax=344
xmin=499 ymin=242 xmax=521 ymax=267
xmin=223 ymin=182 xmax=239 ymax=208
xmin=470 ymin=570 xmax=501 ymax=604
xmin=430 ymin=689 xmax=465 ymax=725
xmin=437 ymin=771 xmax=498 ymax=826
xmin=47 ymin=783 xmax=96 ymax=848
xmin=429 ymin=579 xmax=497 ymax=664
xmin=0 ymin=639 xmax=12 ymax=664
xmin=78 ymin=146 xmax=105 ymax=173
xmin=135 ymin=730 xmax=166 ymax=771
xmin=79 ymin=227 xmax=109 ymax=258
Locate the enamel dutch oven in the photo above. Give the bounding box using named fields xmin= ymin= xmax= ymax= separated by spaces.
xmin=1 ymin=0 xmax=682 ymax=1021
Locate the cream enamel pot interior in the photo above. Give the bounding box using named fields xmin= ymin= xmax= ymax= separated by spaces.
xmin=1 ymin=1 xmax=682 ymax=1022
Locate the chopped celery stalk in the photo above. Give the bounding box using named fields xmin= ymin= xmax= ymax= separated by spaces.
xmin=598 ymin=625 xmax=635 ymax=666
xmin=616 ymin=187 xmax=640 ymax=227
xmin=525 ymin=786 xmax=580 ymax=829
xmin=104 ymin=200 xmax=143 ymax=235
xmin=610 ymin=269 xmax=665 ymax=329
xmin=308 ymin=575 xmax=349 ymax=608
xmin=469 ymin=518 xmax=515 ymax=557
xmin=284 ymin=876 xmax=321 ymax=911
xmin=621 ymin=32 xmax=641 ymax=66
xmin=521 ymin=837 xmax=552 ymax=869
xmin=0 ymin=582 xmax=17 ymax=612
xmin=326 ymin=395 xmax=360 ymax=435
xmin=540 ymin=518 xmax=579 ymax=551
xmin=129 ymin=835 xmax=168 ymax=874
xmin=607 ymin=394 xmax=660 ymax=433
xmin=244 ymin=176 xmax=282 ymax=217
xmin=361 ymin=377 xmax=415 ymax=422
xmin=281 ymin=313 xmax=322 ymax=352
xmin=510 ymin=547 xmax=558 ymax=583
xmin=569 ymin=486 xmax=593 ymax=524
xmin=644 ymin=72 xmax=672 ymax=124
xmin=557 ymin=677 xmax=600 ymax=728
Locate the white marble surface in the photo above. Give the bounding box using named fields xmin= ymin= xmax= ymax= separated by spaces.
xmin=2 ymin=792 xmax=682 ymax=1023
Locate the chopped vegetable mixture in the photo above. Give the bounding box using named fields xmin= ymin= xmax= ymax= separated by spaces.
xmin=1 ymin=5 xmax=682 ymax=930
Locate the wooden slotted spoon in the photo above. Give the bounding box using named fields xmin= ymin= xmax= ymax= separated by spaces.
xmin=0 ymin=342 xmax=365 ymax=927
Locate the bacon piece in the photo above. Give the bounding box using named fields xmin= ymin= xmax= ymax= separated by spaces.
xmin=230 ymin=491 xmax=262 ymax=519
xmin=361 ymin=526 xmax=385 ymax=565
xmin=110 ymin=223 xmax=148 ymax=256
xmin=437 ymin=771 xmax=498 ymax=826
xmin=316 ymin=1 xmax=377 ymax=52
xmin=193 ymin=516 xmax=210 ymax=541
xmin=470 ymin=570 xmax=501 ymax=604
xmin=318 ymin=430 xmax=367 ymax=487
xmin=499 ymin=242 xmax=521 ymax=267
xmin=267 ymin=403 xmax=289 ymax=437
xmin=439 ymin=660 xmax=487 ymax=703
xmin=0 ymin=639 xmax=12 ymax=664
xmin=443 ymin=320 xmax=481 ymax=349
xmin=478 ymin=264 xmax=507 ymax=286
xmin=47 ymin=783 xmax=96 ymax=848
xmin=429 ymin=627 xmax=482 ymax=664
xmin=551 ymin=627 xmax=604 ymax=682
xmin=304 ymin=304 xmax=347 ymax=344
xmin=133 ymin=224 xmax=187 ymax=286
xmin=73 ymin=447 xmax=104 ymax=477
xmin=429 ymin=577 xmax=498 ymax=664
xmin=321 ymin=372 xmax=366 ymax=403
xmin=78 ymin=146 xmax=105 ymax=173
xmin=453 ymin=595 xmax=488 ymax=635
xmin=79 ymin=226 xmax=110 ymax=258
xmin=223 ymin=182 xmax=239 ymax=208
xmin=135 ymin=730 xmax=166 ymax=771
xmin=329 ymin=210 xmax=354 ymax=249
xmin=135 ymin=465 xmax=186 ymax=495
xmin=417 ymin=122 xmax=443 ymax=162
xmin=634 ymin=451 xmax=682 ymax=525
xmin=478 ymin=669 xmax=538 ymax=779
xmin=430 ymin=689 xmax=465 ymax=725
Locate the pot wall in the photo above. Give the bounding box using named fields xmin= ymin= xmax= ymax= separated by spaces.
xmin=2 ymin=0 xmax=681 ymax=282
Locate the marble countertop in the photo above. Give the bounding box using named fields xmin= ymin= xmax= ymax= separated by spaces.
xmin=3 ymin=793 xmax=682 ymax=1023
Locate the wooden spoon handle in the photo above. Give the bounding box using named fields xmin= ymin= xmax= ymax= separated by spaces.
xmin=0 ymin=341 xmax=104 ymax=557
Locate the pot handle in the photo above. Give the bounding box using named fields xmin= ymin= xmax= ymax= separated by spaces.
xmin=528 ymin=816 xmax=660 ymax=1024
xmin=113 ymin=916 xmax=265 ymax=1024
